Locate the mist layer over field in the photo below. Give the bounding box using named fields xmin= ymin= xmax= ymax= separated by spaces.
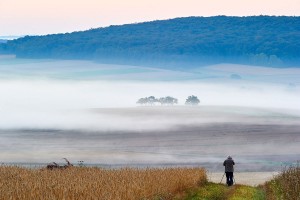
xmin=0 ymin=58 xmax=299 ymax=171
xmin=1 ymin=106 xmax=299 ymax=172
xmin=0 ymin=80 xmax=299 ymax=130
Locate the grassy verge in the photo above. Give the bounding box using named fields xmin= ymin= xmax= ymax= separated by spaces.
xmin=181 ymin=183 xmax=265 ymax=200
xmin=181 ymin=164 xmax=300 ymax=200
xmin=263 ymin=164 xmax=300 ymax=200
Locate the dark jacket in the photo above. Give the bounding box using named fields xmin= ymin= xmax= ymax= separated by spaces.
xmin=223 ymin=157 xmax=235 ymax=172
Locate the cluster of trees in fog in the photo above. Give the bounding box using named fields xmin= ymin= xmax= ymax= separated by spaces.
xmin=1 ymin=16 xmax=299 ymax=67
xmin=137 ymin=95 xmax=200 ymax=106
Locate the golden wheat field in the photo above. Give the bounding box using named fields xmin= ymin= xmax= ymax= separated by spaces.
xmin=0 ymin=166 xmax=206 ymax=200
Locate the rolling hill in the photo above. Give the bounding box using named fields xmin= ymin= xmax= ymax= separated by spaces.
xmin=1 ymin=16 xmax=299 ymax=68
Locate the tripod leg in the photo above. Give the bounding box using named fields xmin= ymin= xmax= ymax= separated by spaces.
xmin=220 ymin=173 xmax=225 ymax=184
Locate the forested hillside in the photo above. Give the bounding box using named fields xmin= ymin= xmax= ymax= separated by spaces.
xmin=1 ymin=16 xmax=299 ymax=67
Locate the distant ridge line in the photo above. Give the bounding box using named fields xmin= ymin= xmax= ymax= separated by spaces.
xmin=1 ymin=16 xmax=299 ymax=68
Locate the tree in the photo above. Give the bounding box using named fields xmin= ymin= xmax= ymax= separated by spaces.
xmin=159 ymin=96 xmax=178 ymax=105
xmin=136 ymin=97 xmax=148 ymax=105
xmin=136 ymin=96 xmax=158 ymax=106
xmin=185 ymin=95 xmax=200 ymax=105
xmin=147 ymin=96 xmax=157 ymax=105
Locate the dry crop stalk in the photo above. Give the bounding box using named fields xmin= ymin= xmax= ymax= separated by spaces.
xmin=0 ymin=166 xmax=206 ymax=200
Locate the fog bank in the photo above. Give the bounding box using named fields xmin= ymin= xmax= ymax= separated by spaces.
xmin=0 ymin=80 xmax=299 ymax=130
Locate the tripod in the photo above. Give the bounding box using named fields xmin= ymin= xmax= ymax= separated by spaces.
xmin=220 ymin=173 xmax=235 ymax=185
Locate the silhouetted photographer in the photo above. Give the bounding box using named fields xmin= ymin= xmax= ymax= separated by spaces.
xmin=223 ymin=156 xmax=235 ymax=186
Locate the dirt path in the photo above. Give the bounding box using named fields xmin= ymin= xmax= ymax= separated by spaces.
xmin=208 ymin=172 xmax=279 ymax=186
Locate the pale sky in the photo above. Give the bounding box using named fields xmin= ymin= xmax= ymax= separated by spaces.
xmin=0 ymin=0 xmax=299 ymax=36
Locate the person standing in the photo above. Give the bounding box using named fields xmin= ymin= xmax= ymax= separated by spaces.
xmin=223 ymin=156 xmax=235 ymax=186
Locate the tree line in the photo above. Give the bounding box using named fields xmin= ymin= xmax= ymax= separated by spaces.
xmin=0 ymin=16 xmax=299 ymax=67
xmin=136 ymin=95 xmax=200 ymax=106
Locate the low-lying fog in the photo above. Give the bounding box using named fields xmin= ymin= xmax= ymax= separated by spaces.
xmin=0 ymin=59 xmax=299 ymax=171
xmin=0 ymin=80 xmax=299 ymax=130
